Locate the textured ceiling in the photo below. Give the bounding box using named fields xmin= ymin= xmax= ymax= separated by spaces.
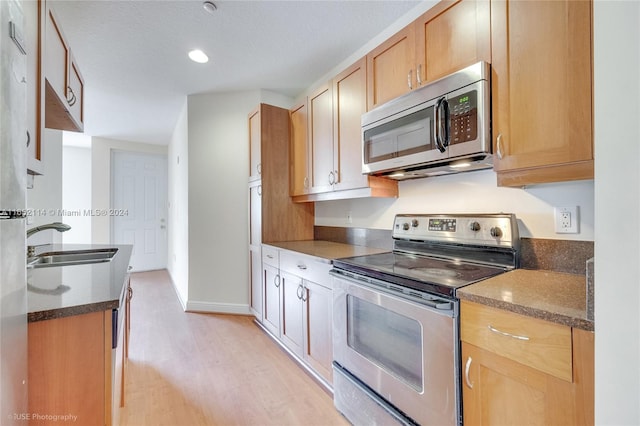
xmin=51 ymin=0 xmax=424 ymax=145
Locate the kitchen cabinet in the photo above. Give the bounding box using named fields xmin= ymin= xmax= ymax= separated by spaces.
xmin=247 ymin=104 xmax=314 ymax=323
xmin=367 ymin=0 xmax=489 ymax=110
xmin=261 ymin=247 xmax=281 ymax=338
xmin=289 ymin=101 xmax=310 ymax=196
xmin=279 ymin=250 xmax=333 ymax=386
xmin=461 ymin=301 xmax=594 ymax=425
xmin=490 ymin=0 xmax=593 ymax=186
xmin=291 ymin=59 xmax=398 ymax=202
xmin=25 ymin=0 xmax=43 ymax=175
xmin=42 ymin=1 xmax=84 ymax=132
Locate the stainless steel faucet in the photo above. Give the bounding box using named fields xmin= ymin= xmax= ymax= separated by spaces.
xmin=26 ymin=222 xmax=71 ymax=257
xmin=27 ymin=222 xmax=72 ymax=238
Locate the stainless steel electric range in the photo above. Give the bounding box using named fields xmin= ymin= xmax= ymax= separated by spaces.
xmin=330 ymin=213 xmax=520 ymax=426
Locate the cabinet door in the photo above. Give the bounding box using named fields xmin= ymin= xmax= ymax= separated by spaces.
xmin=248 ymin=106 xmax=261 ymax=181
xmin=367 ymin=25 xmax=415 ymax=110
xmin=462 ymin=342 xmax=576 ymax=425
xmin=44 ymin=3 xmax=68 ymax=108
xmin=416 ymin=0 xmax=491 ymax=83
xmin=303 ymin=281 xmax=333 ymax=384
xmin=491 ymin=0 xmax=593 ymax=185
xmin=67 ymin=51 xmax=84 ymax=129
xmin=308 ymin=83 xmax=334 ymax=194
xmin=262 ymin=264 xmax=281 ymax=337
xmin=290 ymin=101 xmax=310 ymax=196
xmin=332 ymin=57 xmax=369 ymax=192
xmin=249 ymin=182 xmax=261 ymax=245
xmin=249 ymin=247 xmax=263 ymax=321
xmin=280 ymin=272 xmax=304 ymax=357
xmin=25 ymin=0 xmax=42 ymax=175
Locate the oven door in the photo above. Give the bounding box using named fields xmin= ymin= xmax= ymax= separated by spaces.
xmin=332 ymin=271 xmax=459 ymax=426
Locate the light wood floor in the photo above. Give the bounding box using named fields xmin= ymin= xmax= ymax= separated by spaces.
xmin=119 ymin=270 xmax=349 ymax=426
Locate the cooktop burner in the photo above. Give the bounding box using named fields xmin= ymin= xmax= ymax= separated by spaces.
xmin=331 ymin=214 xmax=520 ymax=299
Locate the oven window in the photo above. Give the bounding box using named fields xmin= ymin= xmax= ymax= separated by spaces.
xmin=346 ymin=295 xmax=423 ymax=391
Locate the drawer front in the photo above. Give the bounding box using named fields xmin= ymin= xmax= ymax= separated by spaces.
xmin=262 ymin=245 xmax=279 ymax=267
xmin=280 ymin=250 xmax=332 ymax=286
xmin=460 ymin=301 xmax=573 ymax=381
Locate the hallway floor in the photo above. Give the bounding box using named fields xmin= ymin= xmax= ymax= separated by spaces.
xmin=119 ymin=270 xmax=348 ymax=426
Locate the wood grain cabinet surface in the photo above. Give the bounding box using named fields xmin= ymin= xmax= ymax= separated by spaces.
xmin=490 ymin=0 xmax=593 ymax=186
xmin=461 ymin=301 xmax=594 ymax=426
xmin=42 ymin=1 xmax=84 ymax=132
xmin=367 ymin=0 xmax=490 ymax=110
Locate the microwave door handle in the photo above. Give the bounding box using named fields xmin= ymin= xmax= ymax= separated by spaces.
xmin=442 ymin=98 xmax=450 ymax=149
xmin=434 ymin=97 xmax=447 ymax=153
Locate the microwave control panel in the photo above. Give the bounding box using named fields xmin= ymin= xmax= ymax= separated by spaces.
xmin=449 ymin=90 xmax=478 ymax=144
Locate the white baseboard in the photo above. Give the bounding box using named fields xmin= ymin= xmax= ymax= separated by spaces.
xmin=185 ymin=300 xmax=252 ymax=315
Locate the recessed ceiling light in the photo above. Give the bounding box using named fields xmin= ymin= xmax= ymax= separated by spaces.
xmin=202 ymin=1 xmax=217 ymax=14
xmin=188 ymin=49 xmax=209 ymax=64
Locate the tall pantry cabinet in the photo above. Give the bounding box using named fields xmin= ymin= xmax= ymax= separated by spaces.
xmin=248 ymin=104 xmax=314 ymax=320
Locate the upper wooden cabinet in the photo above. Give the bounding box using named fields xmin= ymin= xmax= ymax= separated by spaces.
xmin=25 ymin=0 xmax=43 ymax=175
xmin=415 ymin=0 xmax=491 ymax=83
xmin=367 ymin=0 xmax=490 ymax=111
xmin=289 ymin=102 xmax=310 ymax=196
xmin=248 ymin=107 xmax=262 ymax=181
xmin=43 ymin=2 xmax=84 ymax=132
xmin=491 ymin=0 xmax=593 ymax=186
xmin=247 ymin=103 xmax=314 ymax=243
xmin=292 ymin=59 xmax=398 ymax=202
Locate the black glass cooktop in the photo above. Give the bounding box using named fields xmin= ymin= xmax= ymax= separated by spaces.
xmin=332 ymin=251 xmax=507 ymax=298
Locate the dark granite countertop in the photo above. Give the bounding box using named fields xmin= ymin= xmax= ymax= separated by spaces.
xmin=458 ymin=269 xmax=593 ymax=331
xmin=264 ymin=240 xmax=390 ymax=262
xmin=27 ymin=244 xmax=133 ymax=322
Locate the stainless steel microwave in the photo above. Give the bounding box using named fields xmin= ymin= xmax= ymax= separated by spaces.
xmin=362 ymin=61 xmax=492 ymax=180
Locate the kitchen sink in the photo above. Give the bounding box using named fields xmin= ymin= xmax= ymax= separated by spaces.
xmin=28 ymin=248 xmax=118 ymax=268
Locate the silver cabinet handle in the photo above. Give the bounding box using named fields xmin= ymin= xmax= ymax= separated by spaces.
xmin=303 ymin=176 xmax=309 ymax=189
xmin=67 ymin=86 xmax=77 ymax=106
xmin=257 ymin=163 xmax=262 ymax=175
xmin=417 ymin=64 xmax=423 ymax=86
xmin=328 ymin=171 xmax=335 ymax=185
xmin=407 ymin=69 xmax=413 ymax=90
xmin=297 ymin=264 xmax=307 ymax=270
xmin=26 ymin=130 xmax=31 ymax=147
xmin=257 ymin=185 xmax=262 ymax=196
xmin=488 ymin=324 xmax=530 ymax=341
xmin=496 ymin=134 xmax=504 ymax=160
xmin=334 ymin=170 xmax=339 ymax=185
xmin=273 ymin=274 xmax=280 ymax=288
xmin=296 ymin=284 xmax=303 ymax=300
xmin=266 ymin=254 xmax=274 ymax=259
xmin=301 ymin=285 xmax=308 ymax=302
xmin=464 ymin=356 xmax=473 ymax=389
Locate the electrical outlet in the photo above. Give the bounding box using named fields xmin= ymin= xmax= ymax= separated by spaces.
xmin=554 ymin=206 xmax=579 ymax=234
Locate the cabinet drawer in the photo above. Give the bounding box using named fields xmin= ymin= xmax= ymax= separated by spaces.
xmin=262 ymin=245 xmax=279 ymax=267
xmin=460 ymin=301 xmax=572 ymax=381
xmin=280 ymin=250 xmax=332 ymax=286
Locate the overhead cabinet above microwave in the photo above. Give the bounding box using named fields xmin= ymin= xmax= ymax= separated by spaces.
xmin=362 ymin=61 xmax=492 ymax=180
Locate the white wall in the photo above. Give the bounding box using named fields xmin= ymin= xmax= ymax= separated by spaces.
xmin=184 ymin=90 xmax=292 ymax=313
xmin=167 ymin=100 xmax=189 ymax=307
xmin=26 ymin=129 xmax=63 ymax=246
xmin=316 ymin=170 xmax=594 ymax=240
xmin=593 ymin=1 xmax=640 ymax=424
xmin=91 ymin=136 xmax=167 ymax=244
xmin=61 ymin=145 xmax=91 ymax=244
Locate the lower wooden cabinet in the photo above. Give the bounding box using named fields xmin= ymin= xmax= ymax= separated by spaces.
xmin=28 ymin=280 xmax=131 ymax=425
xmin=258 ymin=245 xmax=334 ymax=387
xmin=460 ymin=301 xmax=594 ymax=425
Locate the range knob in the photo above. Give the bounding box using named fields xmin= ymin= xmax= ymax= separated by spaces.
xmin=411 ymin=219 xmax=419 ymax=228
xmin=402 ymin=222 xmax=410 ymax=231
xmin=490 ymin=227 xmax=503 ymax=238
xmin=469 ymin=221 xmax=481 ymax=232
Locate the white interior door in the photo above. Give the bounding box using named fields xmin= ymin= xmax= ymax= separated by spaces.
xmin=111 ymin=151 xmax=168 ymax=271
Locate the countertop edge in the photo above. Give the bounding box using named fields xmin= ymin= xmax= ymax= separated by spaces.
xmin=28 ymin=300 xmax=119 ymax=323
xmin=458 ymin=292 xmax=594 ymax=332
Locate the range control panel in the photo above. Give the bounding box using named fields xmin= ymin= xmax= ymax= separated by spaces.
xmin=392 ymin=214 xmax=520 ymax=249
